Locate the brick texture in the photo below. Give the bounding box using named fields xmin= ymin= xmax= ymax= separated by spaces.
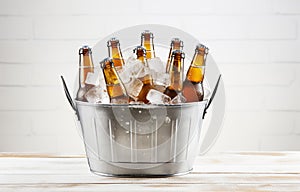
xmin=0 ymin=0 xmax=299 ymax=153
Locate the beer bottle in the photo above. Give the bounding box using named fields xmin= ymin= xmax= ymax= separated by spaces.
xmin=141 ymin=30 xmax=155 ymax=59
xmin=107 ymin=37 xmax=125 ymax=71
xmin=166 ymin=38 xmax=183 ymax=73
xmin=100 ymin=58 xmax=129 ymax=104
xmin=182 ymin=44 xmax=209 ymax=102
xmin=164 ymin=50 xmax=185 ymax=99
xmin=76 ymin=45 xmax=94 ymax=101
xmin=134 ymin=46 xmax=154 ymax=103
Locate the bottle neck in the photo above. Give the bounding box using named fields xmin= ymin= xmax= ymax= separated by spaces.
xmin=141 ymin=37 xmax=155 ymax=59
xmin=102 ymin=63 xmax=119 ymax=85
xmin=191 ymin=52 xmax=205 ymax=67
xmin=82 ymin=54 xmax=94 ymax=67
xmin=166 ymin=42 xmax=183 ymax=73
xmin=109 ymin=46 xmax=119 ymax=56
xmin=79 ymin=52 xmax=94 ymax=87
xmin=185 ymin=50 xmax=207 ymax=83
xmin=108 ymin=45 xmax=124 ymax=68
xmin=172 ymin=42 xmax=183 ymax=50
xmin=102 ymin=63 xmax=128 ymax=99
xmin=137 ymin=55 xmax=146 ymax=64
xmin=168 ymin=55 xmax=184 ymax=91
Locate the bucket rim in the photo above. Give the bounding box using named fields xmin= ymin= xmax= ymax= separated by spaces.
xmin=74 ymin=99 xmax=208 ymax=108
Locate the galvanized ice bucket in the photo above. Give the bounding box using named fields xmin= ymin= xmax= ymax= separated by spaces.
xmin=77 ymin=101 xmax=207 ymax=176
xmin=62 ymin=24 xmax=225 ymax=176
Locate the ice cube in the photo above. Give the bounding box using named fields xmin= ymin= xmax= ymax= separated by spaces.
xmin=124 ymin=78 xmax=143 ymax=100
xmin=147 ymin=57 xmax=165 ymax=73
xmin=84 ymin=86 xmax=110 ymax=104
xmin=136 ymin=65 xmax=152 ymax=79
xmin=85 ymin=66 xmax=101 ymax=86
xmin=126 ymin=55 xmax=137 ymax=64
xmin=146 ymin=89 xmax=171 ymax=104
xmin=152 ymin=71 xmax=170 ymax=87
xmin=170 ymin=93 xmax=186 ymax=104
xmin=118 ymin=68 xmax=131 ymax=84
xmin=125 ymin=57 xmax=145 ymax=77
xmin=98 ymin=75 xmax=106 ymax=89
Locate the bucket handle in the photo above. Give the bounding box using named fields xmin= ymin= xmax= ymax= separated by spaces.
xmin=199 ymin=74 xmax=225 ymax=155
xmin=60 ymin=76 xmax=79 ymax=120
xmin=202 ymin=74 xmax=221 ymax=119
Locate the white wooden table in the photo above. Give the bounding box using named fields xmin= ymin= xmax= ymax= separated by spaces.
xmin=1 ymin=152 xmax=300 ymax=191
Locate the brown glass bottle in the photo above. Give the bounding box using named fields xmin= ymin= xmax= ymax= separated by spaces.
xmin=141 ymin=30 xmax=155 ymax=59
xmin=182 ymin=44 xmax=209 ymax=102
xmin=76 ymin=45 xmax=94 ymax=101
xmin=166 ymin=38 xmax=183 ymax=73
xmin=107 ymin=37 xmax=125 ymax=71
xmin=134 ymin=46 xmax=154 ymax=103
xmin=164 ymin=50 xmax=185 ymax=99
xmin=100 ymin=58 xmax=129 ymax=104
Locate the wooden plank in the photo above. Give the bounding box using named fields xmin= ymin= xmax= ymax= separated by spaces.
xmin=0 ymin=152 xmax=300 ymax=191
xmin=195 ymin=152 xmax=300 ymax=166
xmin=0 ymin=153 xmax=85 ymax=158
xmin=1 ymin=152 xmax=300 ymax=175
xmin=1 ymin=173 xmax=300 ymax=185
xmin=0 ymin=184 xmax=299 ymax=192
xmin=0 ymin=158 xmax=90 ymax=175
xmin=194 ymin=152 xmax=300 ymax=174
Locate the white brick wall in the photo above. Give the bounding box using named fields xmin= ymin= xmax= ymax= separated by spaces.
xmin=0 ymin=0 xmax=299 ymax=154
xmin=0 ymin=17 xmax=32 ymax=39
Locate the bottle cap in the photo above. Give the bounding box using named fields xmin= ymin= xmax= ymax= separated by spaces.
xmin=107 ymin=37 xmax=120 ymax=47
xmin=171 ymin=38 xmax=184 ymax=48
xmin=196 ymin=44 xmax=209 ymax=54
xmin=100 ymin=57 xmax=114 ymax=69
xmin=141 ymin=30 xmax=154 ymax=38
xmin=133 ymin=46 xmax=146 ymax=55
xmin=79 ymin=45 xmax=92 ymax=55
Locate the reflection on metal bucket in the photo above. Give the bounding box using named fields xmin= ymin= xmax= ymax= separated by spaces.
xmin=76 ymin=101 xmax=207 ymax=176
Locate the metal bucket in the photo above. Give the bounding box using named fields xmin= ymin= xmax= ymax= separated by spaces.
xmin=61 ymin=24 xmax=226 ymax=176
xmin=77 ymin=101 xmax=207 ymax=176
xmin=62 ymin=74 xmax=222 ymax=176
